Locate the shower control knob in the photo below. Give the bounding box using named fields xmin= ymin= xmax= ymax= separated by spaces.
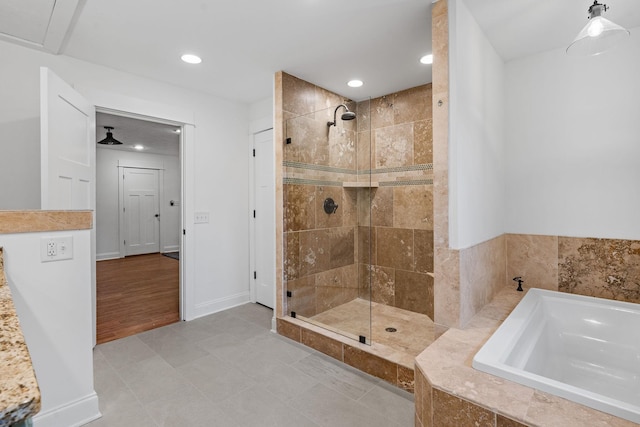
xmin=323 ymin=198 xmax=339 ymax=214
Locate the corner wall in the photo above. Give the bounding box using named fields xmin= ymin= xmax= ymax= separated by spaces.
xmin=448 ymin=0 xmax=505 ymax=250
xmin=433 ymin=0 xmax=508 ymax=327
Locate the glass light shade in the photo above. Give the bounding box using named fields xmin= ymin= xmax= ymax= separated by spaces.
xmin=567 ymin=15 xmax=630 ymax=56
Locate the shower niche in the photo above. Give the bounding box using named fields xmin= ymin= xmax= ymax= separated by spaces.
xmin=281 ymin=72 xmax=435 ymax=358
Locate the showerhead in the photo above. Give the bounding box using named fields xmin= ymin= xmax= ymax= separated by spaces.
xmin=327 ymin=104 xmax=356 ymax=127
xmin=341 ymin=111 xmax=356 ymax=121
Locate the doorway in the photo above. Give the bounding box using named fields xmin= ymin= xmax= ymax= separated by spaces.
xmin=95 ymin=112 xmax=182 ymax=343
xmin=251 ymin=129 xmax=275 ymax=309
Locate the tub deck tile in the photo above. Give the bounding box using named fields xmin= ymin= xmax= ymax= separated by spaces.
xmin=415 ymin=286 xmax=638 ymax=426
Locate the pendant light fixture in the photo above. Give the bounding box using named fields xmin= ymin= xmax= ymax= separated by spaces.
xmin=567 ymin=1 xmax=630 ymax=56
xmin=97 ymin=126 xmax=123 ymax=145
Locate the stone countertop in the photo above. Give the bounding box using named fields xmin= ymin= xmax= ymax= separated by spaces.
xmin=416 ymin=286 xmax=636 ymax=427
xmin=0 ymin=248 xmax=41 ymax=426
xmin=0 ymin=210 xmax=92 ymax=234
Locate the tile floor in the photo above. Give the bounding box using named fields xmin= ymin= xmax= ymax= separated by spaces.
xmin=88 ymin=302 xmax=414 ymax=427
xmin=309 ymin=298 xmax=437 ymax=357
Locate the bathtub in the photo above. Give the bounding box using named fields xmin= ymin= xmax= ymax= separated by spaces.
xmin=473 ymin=288 xmax=640 ymax=424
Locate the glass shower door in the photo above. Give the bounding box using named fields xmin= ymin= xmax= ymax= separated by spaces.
xmin=283 ymin=100 xmax=372 ymax=344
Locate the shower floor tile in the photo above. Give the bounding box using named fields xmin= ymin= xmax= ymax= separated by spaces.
xmin=309 ymin=298 xmax=437 ymax=359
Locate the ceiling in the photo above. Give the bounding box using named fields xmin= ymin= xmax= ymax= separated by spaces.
xmin=464 ymin=0 xmax=640 ymax=61
xmin=96 ymin=113 xmax=180 ymax=157
xmin=0 ymin=0 xmax=638 ymax=105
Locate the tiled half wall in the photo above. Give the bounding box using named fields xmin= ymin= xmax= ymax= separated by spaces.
xmin=507 ymin=234 xmax=640 ymax=304
xmin=282 ymin=72 xmax=435 ymax=320
xmin=454 ymin=233 xmax=640 ymax=328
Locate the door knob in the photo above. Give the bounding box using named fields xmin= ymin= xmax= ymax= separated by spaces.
xmin=155 ymin=214 xmax=160 ymax=218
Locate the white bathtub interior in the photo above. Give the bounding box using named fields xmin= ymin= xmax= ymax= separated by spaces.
xmin=473 ymin=288 xmax=640 ymax=424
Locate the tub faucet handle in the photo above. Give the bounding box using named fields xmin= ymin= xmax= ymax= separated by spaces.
xmin=513 ymin=276 xmax=524 ymax=292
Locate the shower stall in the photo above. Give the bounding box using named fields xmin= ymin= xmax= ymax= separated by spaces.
xmin=280 ymin=72 xmax=437 ymax=363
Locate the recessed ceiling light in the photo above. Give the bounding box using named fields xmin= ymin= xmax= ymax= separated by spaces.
xmin=347 ymin=79 xmax=363 ymax=88
xmin=181 ymin=54 xmax=202 ymax=64
xmin=134 ymin=144 xmax=144 ymax=150
xmin=420 ymin=54 xmax=433 ymax=65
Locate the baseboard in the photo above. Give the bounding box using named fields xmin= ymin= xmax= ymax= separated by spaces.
xmin=162 ymin=245 xmax=179 ymax=253
xmin=96 ymin=252 xmax=120 ymax=261
xmin=32 ymin=392 xmax=101 ymax=427
xmin=192 ymin=291 xmax=251 ymax=319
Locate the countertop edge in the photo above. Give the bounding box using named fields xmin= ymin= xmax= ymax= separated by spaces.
xmin=0 ymin=211 xmax=92 ymax=234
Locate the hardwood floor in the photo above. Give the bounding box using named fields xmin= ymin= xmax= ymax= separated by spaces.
xmin=97 ymin=253 xmax=179 ymax=344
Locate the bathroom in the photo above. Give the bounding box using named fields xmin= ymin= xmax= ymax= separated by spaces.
xmin=1 ymin=0 xmax=640 ymax=425
xmin=275 ymin=0 xmax=640 ymax=424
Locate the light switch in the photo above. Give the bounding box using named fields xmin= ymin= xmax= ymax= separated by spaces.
xmin=194 ymin=212 xmax=210 ymax=224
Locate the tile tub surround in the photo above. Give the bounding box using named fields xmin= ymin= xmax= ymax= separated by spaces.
xmin=506 ymin=234 xmax=640 ymax=304
xmin=414 ymin=287 xmax=637 ymax=427
xmin=0 ymin=248 xmax=41 ymax=426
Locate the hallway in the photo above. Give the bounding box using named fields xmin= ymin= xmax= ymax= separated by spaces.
xmin=97 ymin=253 xmax=179 ymax=344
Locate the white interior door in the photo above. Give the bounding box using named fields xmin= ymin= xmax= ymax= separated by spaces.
xmin=123 ymin=168 xmax=160 ymax=256
xmin=40 ymin=67 xmax=97 ymax=345
xmin=254 ymin=130 xmax=275 ymax=308
xmin=40 ymin=68 xmax=95 ymax=209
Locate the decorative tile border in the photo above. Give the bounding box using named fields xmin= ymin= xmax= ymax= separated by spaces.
xmin=283 ymin=161 xmax=357 ymax=175
xmin=283 ymin=178 xmax=434 ymax=187
xmin=283 ymin=161 xmax=433 ymax=176
xmin=380 ymin=180 xmax=433 ymax=187
xmin=283 ymin=177 xmax=343 ymax=187
xmin=361 ymin=164 xmax=434 ymax=175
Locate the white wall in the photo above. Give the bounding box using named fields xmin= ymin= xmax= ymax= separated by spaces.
xmin=2 ymin=230 xmax=99 ymax=426
xmin=0 ymin=39 xmax=251 ymax=318
xmin=504 ymin=27 xmax=640 ymax=239
xmin=449 ymin=0 xmax=506 ymax=249
xmin=96 ymin=148 xmax=180 ymax=259
xmin=249 ymin=96 xmax=273 ymax=125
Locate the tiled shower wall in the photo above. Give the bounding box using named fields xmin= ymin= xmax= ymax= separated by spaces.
xmin=356 ymin=86 xmax=435 ymax=319
xmin=281 ymin=72 xmax=435 ymax=320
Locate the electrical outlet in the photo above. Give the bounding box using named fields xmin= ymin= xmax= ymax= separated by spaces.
xmin=41 ymin=236 xmax=73 ymax=262
xmin=194 ymin=212 xmax=210 ymax=224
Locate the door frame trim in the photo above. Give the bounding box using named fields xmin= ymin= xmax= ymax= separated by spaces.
xmin=87 ymin=88 xmax=195 ymax=322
